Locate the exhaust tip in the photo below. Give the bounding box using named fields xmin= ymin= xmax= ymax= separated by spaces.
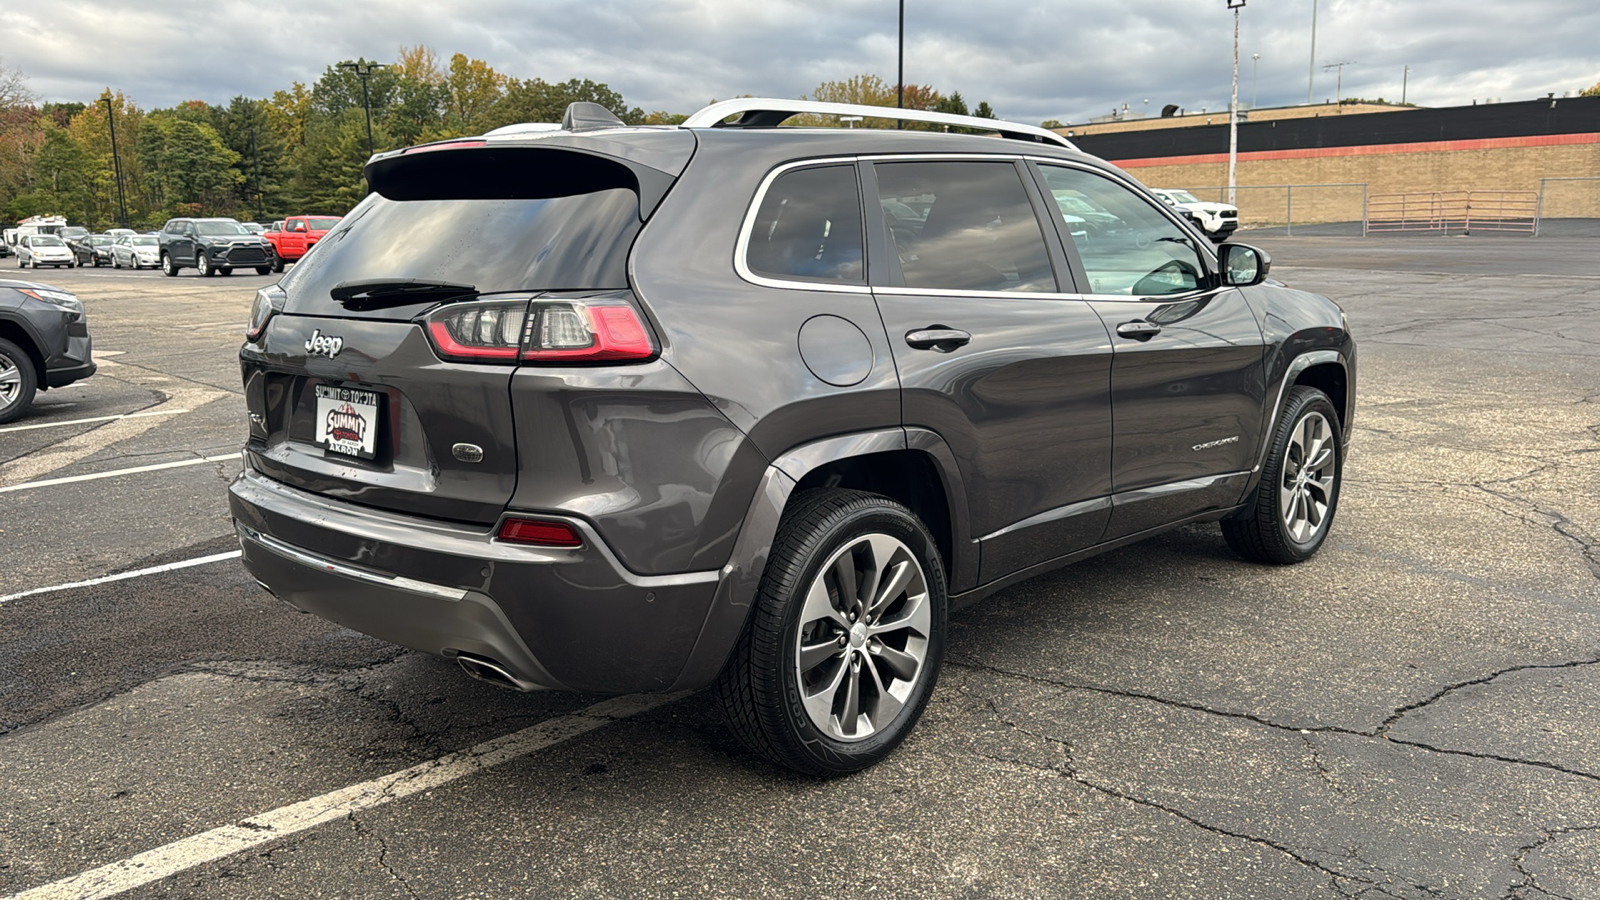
xmin=454 ymin=652 xmax=545 ymax=692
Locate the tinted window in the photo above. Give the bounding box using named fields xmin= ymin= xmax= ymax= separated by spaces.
xmin=1038 ymin=166 xmax=1206 ymax=297
xmin=745 ymin=165 xmax=864 ymax=284
xmin=279 ymin=190 xmax=641 ymax=317
xmin=308 ymin=217 xmax=342 ymax=231
xmin=874 ymin=161 xmax=1055 ymax=293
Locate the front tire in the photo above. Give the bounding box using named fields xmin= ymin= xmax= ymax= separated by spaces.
xmin=196 ymin=252 xmax=213 ymax=277
xmin=161 ymin=252 xmax=179 ymax=276
xmin=1223 ymin=385 xmax=1343 ymax=564
xmin=714 ymin=489 xmax=947 ymax=776
xmin=255 ymin=266 xmax=272 ymax=276
xmin=0 ymin=336 xmax=39 ymax=425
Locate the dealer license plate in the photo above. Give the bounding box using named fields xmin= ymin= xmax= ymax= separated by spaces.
xmin=314 ymin=385 xmax=381 ymax=459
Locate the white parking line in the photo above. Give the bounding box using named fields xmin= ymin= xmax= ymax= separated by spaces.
xmin=0 ymin=453 xmax=237 ymax=494
xmin=0 ymin=550 xmax=242 ymax=605
xmin=0 ymin=409 xmax=189 ymax=434
xmin=1 ymin=693 xmax=682 ymax=900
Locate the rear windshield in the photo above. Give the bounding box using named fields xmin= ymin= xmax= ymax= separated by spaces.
xmin=280 ymin=190 xmax=640 ymax=316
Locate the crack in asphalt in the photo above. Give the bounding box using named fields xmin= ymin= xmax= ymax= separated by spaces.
xmin=959 ymin=658 xmax=1600 ymax=900
xmin=1504 ymin=824 xmax=1600 ymax=900
xmin=1373 ymin=657 xmax=1600 ymax=737
xmin=348 ymin=811 xmax=422 ymax=900
xmin=948 ymin=657 xmax=1600 ymax=783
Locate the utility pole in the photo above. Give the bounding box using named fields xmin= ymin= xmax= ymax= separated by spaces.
xmin=338 ymin=61 xmax=385 ymax=156
xmin=896 ymin=0 xmax=905 ymax=128
xmin=1402 ymin=65 xmax=1410 ymax=105
xmin=1251 ymin=53 xmax=1261 ymax=109
xmin=1228 ymin=0 xmax=1245 ymax=205
xmin=1307 ymin=0 xmax=1318 ymax=104
xmin=1324 ymin=61 xmax=1355 ymax=103
xmin=98 ymin=95 xmax=129 ymax=228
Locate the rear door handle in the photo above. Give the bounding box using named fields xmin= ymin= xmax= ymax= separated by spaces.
xmin=905 ymin=327 xmax=972 ymax=352
xmin=1115 ymin=320 xmax=1162 ymax=340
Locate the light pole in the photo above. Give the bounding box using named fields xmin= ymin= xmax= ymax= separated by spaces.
xmin=1307 ymin=0 xmax=1318 ymax=104
xmin=1228 ymin=0 xmax=1245 ymax=205
xmin=338 ymin=61 xmax=385 ymax=156
xmin=1251 ymin=53 xmax=1261 ymax=109
xmin=97 ymin=95 xmax=128 ymax=229
xmin=1402 ymin=65 xmax=1410 ymax=105
xmin=896 ymin=0 xmax=905 ymax=128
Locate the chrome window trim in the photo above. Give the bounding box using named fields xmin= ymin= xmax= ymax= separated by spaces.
xmin=733 ymin=156 xmax=874 ymax=295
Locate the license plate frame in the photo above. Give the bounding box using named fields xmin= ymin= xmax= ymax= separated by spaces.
xmin=313 ymin=384 xmax=381 ymax=460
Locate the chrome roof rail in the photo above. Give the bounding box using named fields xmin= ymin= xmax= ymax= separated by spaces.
xmin=680 ymin=98 xmax=1078 ymax=150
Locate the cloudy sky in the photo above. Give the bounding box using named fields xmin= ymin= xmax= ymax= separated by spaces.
xmin=4 ymin=0 xmax=1598 ymax=125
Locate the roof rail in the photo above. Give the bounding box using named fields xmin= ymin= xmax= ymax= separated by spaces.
xmin=680 ymin=98 xmax=1078 ymax=150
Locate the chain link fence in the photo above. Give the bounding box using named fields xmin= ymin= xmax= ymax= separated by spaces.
xmin=1176 ymin=183 xmax=1371 ymax=236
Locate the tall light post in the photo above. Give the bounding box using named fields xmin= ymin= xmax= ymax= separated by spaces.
xmin=1251 ymin=53 xmax=1261 ymax=109
xmin=97 ymin=95 xmax=128 ymax=229
xmin=338 ymin=61 xmax=385 ymax=156
xmin=1228 ymin=0 xmax=1245 ymax=205
xmin=1307 ymin=0 xmax=1318 ymax=104
xmin=896 ymin=0 xmax=905 ymax=128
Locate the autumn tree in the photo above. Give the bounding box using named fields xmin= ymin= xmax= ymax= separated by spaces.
xmin=1582 ymin=81 xmax=1600 ymax=97
xmin=488 ymin=78 xmax=644 ymax=129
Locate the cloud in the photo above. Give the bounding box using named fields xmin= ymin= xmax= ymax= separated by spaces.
xmin=3 ymin=0 xmax=1597 ymax=125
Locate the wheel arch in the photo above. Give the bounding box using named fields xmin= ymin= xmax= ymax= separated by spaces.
xmin=667 ymin=427 xmax=974 ymax=692
xmin=0 ymin=317 xmax=47 ymax=381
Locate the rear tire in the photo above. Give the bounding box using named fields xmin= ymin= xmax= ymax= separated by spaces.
xmin=0 ymin=336 xmax=39 ymax=425
xmin=714 ymin=489 xmax=947 ymax=776
xmin=1222 ymin=386 xmax=1343 ymax=564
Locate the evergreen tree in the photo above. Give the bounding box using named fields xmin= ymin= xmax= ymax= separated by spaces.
xmin=213 ymin=96 xmax=287 ymax=220
xmin=290 ymin=109 xmax=377 ymax=214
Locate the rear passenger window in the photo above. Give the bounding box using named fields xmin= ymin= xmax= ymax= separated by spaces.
xmin=745 ymin=165 xmax=865 ymax=284
xmin=874 ymin=161 xmax=1056 ymax=293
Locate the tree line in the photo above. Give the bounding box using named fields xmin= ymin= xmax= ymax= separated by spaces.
xmin=0 ymin=50 xmax=1000 ymax=231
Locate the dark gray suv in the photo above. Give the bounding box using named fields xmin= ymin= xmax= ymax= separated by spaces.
xmin=231 ymin=99 xmax=1354 ymax=775
xmin=0 ymin=279 xmax=96 ymax=423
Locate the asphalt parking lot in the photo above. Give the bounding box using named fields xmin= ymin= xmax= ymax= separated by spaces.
xmin=2 ymin=237 xmax=1598 ymax=899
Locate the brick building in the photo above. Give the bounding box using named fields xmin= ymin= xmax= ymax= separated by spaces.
xmin=1063 ymin=96 xmax=1600 ymax=227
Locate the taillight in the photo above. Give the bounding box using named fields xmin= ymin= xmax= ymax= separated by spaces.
xmin=423 ymin=296 xmax=655 ymax=364
xmin=497 ymin=517 xmax=584 ymax=547
xmin=245 ymin=285 xmax=286 ymax=341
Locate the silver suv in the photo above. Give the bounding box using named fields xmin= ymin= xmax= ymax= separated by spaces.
xmin=232 ymin=99 xmax=1354 ymax=775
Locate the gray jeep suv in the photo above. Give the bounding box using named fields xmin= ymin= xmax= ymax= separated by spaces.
xmin=231 ymin=99 xmax=1354 ymax=775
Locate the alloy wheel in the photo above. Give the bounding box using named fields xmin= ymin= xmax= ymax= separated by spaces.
xmin=1279 ymin=410 xmax=1337 ymax=544
xmin=0 ymin=350 xmax=22 ymax=411
xmin=794 ymin=533 xmax=932 ymax=742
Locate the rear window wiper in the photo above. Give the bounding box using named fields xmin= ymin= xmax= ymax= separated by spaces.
xmin=330 ymin=278 xmax=479 ymax=310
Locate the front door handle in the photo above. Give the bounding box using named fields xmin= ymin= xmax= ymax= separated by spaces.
xmin=1116 ymin=320 xmax=1162 ymax=340
xmin=905 ymin=327 xmax=972 ymax=352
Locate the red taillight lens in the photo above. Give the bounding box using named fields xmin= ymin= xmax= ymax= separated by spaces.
xmin=497 ymin=517 xmax=583 ymax=547
xmin=426 ymin=299 xmax=527 ymax=361
xmin=423 ymin=297 xmax=654 ymax=364
xmin=521 ymin=302 xmax=653 ymax=361
xmin=246 ymin=285 xmax=285 ymax=342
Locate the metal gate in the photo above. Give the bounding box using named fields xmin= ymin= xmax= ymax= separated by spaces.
xmin=1365 ymin=191 xmax=1539 ymax=235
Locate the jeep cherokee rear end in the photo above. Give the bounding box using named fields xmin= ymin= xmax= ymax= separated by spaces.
xmin=229 ymin=125 xmax=764 ymax=693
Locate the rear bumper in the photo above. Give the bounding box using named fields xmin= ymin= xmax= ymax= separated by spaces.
xmin=228 ymin=467 xmax=722 ymax=693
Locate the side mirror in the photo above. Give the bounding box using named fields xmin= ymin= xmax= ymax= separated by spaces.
xmin=1219 ymin=243 xmax=1271 ymax=287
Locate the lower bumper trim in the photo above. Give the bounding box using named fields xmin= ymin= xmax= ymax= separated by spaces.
xmin=237 ymin=522 xmax=468 ymax=602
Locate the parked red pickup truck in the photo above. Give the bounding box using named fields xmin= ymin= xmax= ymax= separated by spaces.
xmin=263 ymin=216 xmax=342 ymax=271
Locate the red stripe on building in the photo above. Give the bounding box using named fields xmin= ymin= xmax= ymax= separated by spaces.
xmin=1109 ymin=132 xmax=1600 ymax=168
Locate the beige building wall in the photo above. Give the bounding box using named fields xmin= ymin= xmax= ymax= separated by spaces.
xmin=1110 ymin=138 xmax=1600 ymax=225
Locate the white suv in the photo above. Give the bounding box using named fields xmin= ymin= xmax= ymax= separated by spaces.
xmin=1150 ymin=189 xmax=1239 ymax=243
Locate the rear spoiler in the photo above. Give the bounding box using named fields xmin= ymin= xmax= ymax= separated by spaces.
xmin=364 ymin=144 xmax=679 ymax=220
